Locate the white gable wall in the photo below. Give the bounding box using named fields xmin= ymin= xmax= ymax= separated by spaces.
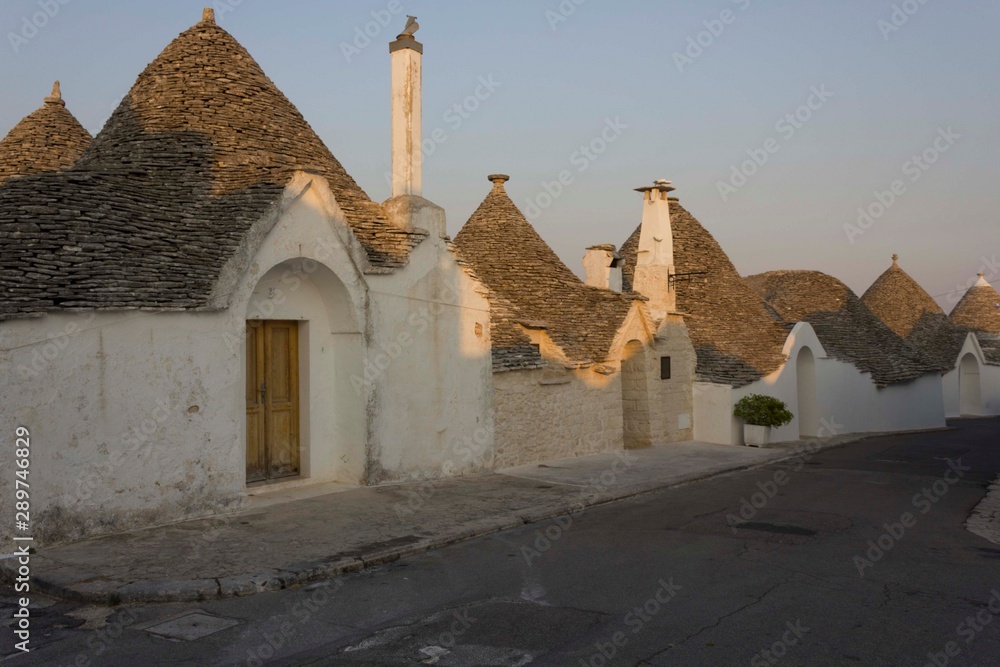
xmin=0 ymin=174 xmax=496 ymax=544
xmin=694 ymin=322 xmax=946 ymax=446
xmin=943 ymin=335 xmax=1000 ymax=417
xmin=364 ymin=231 xmax=494 ymax=482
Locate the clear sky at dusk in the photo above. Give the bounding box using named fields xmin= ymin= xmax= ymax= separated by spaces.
xmin=2 ymin=0 xmax=997 ymax=310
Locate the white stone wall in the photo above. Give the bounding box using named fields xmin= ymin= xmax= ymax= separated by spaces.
xmin=0 ymin=174 xmax=494 ymax=544
xmin=492 ymin=367 xmax=625 ymax=469
xmin=943 ymin=335 xmax=1000 ymax=417
xmin=648 ymin=315 xmax=696 ymax=444
xmin=695 ymin=322 xmax=948 ymax=446
xmin=365 ymin=233 xmax=494 ymax=483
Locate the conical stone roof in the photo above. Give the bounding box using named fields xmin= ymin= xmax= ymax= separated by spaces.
xmin=620 ymin=200 xmax=787 ymax=387
xmin=861 ymin=255 xmax=943 ymax=337
xmin=950 ymin=276 xmax=1000 ymax=334
xmin=951 ymin=276 xmax=1000 ymax=364
xmin=747 ymin=270 xmax=939 ymax=386
xmin=0 ymin=10 xmax=423 ymax=321
xmin=861 ymin=255 xmax=965 ymax=371
xmin=0 ymin=82 xmax=92 ymax=185
xmin=454 ymin=175 xmax=636 ymax=371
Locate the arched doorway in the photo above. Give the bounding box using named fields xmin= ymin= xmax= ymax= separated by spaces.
xmin=621 ymin=340 xmax=652 ymax=449
xmin=797 ymin=347 xmax=819 ymax=438
xmin=959 ymin=353 xmax=982 ymax=416
xmin=244 ymin=258 xmax=364 ymax=485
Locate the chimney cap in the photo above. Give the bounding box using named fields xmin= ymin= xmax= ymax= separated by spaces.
xmin=635 ymin=179 xmax=676 ymax=194
xmin=489 ymin=174 xmax=510 ymax=186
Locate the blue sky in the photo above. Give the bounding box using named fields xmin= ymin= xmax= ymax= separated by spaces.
xmin=2 ymin=0 xmax=997 ymax=310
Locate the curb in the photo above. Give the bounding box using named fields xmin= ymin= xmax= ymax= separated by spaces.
xmin=2 ymin=431 xmax=882 ymax=604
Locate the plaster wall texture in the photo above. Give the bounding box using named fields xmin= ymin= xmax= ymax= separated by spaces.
xmin=0 ymin=176 xmax=493 ymax=544
xmin=364 ymin=223 xmax=494 ymax=483
xmin=694 ymin=322 xmax=946 ymax=446
xmin=943 ymin=335 xmax=1000 ymax=417
xmin=493 ymin=308 xmax=694 ymax=469
xmin=492 ymin=367 xmax=625 ymax=470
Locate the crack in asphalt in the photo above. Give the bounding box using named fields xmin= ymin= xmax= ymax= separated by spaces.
xmin=637 ymin=581 xmax=786 ymax=665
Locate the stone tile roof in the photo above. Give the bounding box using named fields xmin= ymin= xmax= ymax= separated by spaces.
xmin=620 ymin=200 xmax=787 ymax=387
xmin=860 ymin=255 xmax=966 ymax=371
xmin=454 ymin=175 xmax=636 ymax=372
xmin=0 ymin=82 xmax=92 ymax=185
xmin=747 ymin=270 xmax=939 ymax=386
xmin=950 ymin=276 xmax=1000 ymax=364
xmin=0 ymin=11 xmax=423 ymax=321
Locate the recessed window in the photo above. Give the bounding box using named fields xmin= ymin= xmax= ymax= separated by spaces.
xmin=660 ymin=356 xmax=671 ymax=380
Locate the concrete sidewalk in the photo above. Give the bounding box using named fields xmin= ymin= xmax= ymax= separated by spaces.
xmin=3 ymin=434 xmax=875 ymax=604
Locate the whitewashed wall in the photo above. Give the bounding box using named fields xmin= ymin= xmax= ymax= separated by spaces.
xmin=0 ymin=175 xmax=493 ymax=544
xmin=943 ymin=335 xmax=1000 ymax=417
xmin=365 ymin=233 xmax=494 ymax=482
xmin=694 ymin=322 xmax=946 ymax=446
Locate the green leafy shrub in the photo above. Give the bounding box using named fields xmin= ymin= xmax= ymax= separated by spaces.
xmin=733 ymin=394 xmax=793 ymax=428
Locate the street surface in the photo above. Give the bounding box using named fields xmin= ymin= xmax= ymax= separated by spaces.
xmin=3 ymin=418 xmax=999 ymax=666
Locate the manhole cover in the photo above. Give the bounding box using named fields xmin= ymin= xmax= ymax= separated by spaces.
xmin=145 ymin=612 xmax=239 ymax=642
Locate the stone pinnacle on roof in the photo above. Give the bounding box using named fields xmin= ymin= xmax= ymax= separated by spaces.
xmin=44 ymin=81 xmax=64 ymax=106
xmin=202 ymin=8 xmax=215 ymax=24
xmin=0 ymin=81 xmax=93 ymax=185
xmin=488 ymin=174 xmax=510 ymax=188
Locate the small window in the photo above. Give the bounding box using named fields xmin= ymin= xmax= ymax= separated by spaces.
xmin=660 ymin=356 xmax=671 ymax=380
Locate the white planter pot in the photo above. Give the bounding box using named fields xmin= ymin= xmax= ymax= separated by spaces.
xmin=743 ymin=424 xmax=771 ymax=447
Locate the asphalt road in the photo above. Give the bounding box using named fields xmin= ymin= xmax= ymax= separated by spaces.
xmin=4 ymin=418 xmax=1000 ymax=666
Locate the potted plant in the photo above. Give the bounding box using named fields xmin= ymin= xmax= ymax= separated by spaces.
xmin=734 ymin=394 xmax=793 ymax=447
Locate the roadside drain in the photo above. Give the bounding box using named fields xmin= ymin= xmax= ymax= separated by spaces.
xmin=144 ymin=612 xmax=239 ymax=642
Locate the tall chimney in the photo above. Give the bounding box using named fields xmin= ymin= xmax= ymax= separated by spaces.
xmin=632 ymin=180 xmax=676 ymax=316
xmin=390 ymin=21 xmax=423 ymax=198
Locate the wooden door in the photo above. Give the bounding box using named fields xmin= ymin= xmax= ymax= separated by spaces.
xmin=246 ymin=321 xmax=300 ymax=483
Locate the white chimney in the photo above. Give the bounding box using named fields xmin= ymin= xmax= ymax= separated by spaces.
xmin=390 ymin=22 xmax=422 ymax=198
xmin=583 ymin=245 xmax=623 ymax=292
xmin=631 ymin=180 xmax=676 ymax=316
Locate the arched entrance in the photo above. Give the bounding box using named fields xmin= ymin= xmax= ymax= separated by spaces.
xmin=959 ymin=353 xmax=982 ymax=416
xmin=621 ymin=340 xmax=652 ymax=449
xmin=797 ymin=347 xmax=819 ymax=438
xmin=244 ymin=258 xmax=365 ymax=485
